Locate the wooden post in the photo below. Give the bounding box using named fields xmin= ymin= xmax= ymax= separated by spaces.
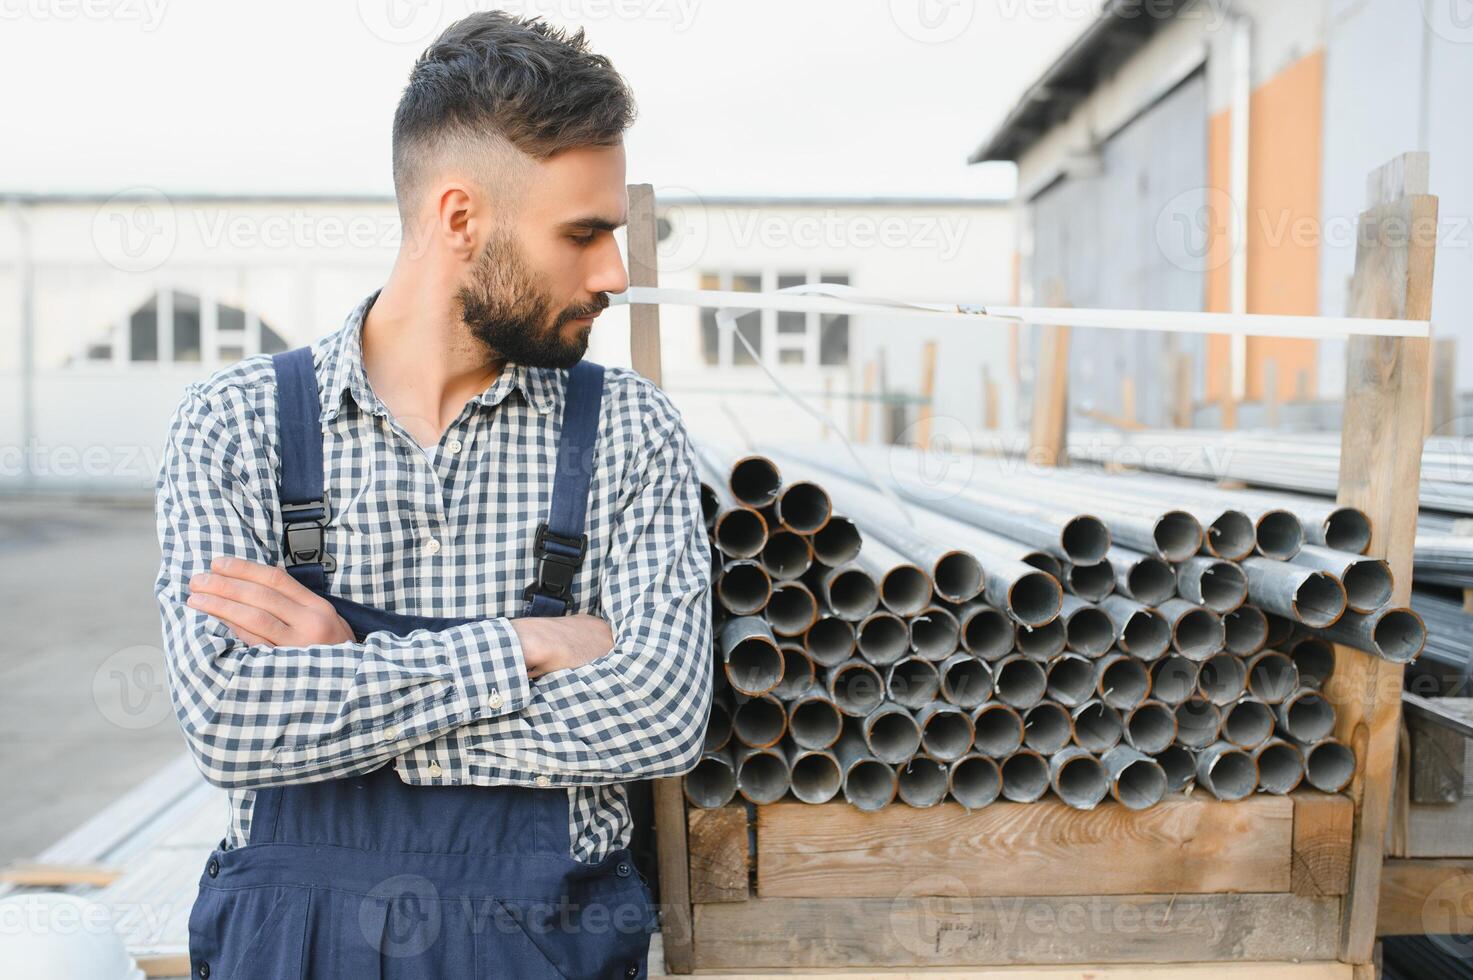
xmin=625 ymin=182 xmax=694 ymax=973
xmin=1326 ymin=152 xmax=1437 ymax=966
xmin=1030 ymin=321 xmax=1071 ymax=467
xmin=1432 ymin=336 xmax=1456 ymax=435
xmin=857 ymin=359 xmax=877 ymax=443
xmin=1173 ymin=351 xmax=1194 ymax=428
xmin=915 ymin=340 xmax=937 ymax=448
xmin=982 ymin=365 xmax=999 ymax=430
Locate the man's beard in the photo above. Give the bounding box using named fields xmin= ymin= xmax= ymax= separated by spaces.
xmin=455 ymin=230 xmax=607 ymax=369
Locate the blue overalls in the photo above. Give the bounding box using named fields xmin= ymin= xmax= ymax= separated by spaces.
xmin=185 ymin=347 xmax=656 ymax=979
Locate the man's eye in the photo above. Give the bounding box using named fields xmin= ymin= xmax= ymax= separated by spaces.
xmin=570 ymin=233 xmax=596 ymax=246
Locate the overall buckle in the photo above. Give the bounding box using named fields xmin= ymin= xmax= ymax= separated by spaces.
xmin=524 ymin=522 xmax=586 ymax=603
xmin=282 ymin=500 xmax=336 ymax=572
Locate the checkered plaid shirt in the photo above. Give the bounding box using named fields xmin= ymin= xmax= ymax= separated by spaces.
xmin=154 ymin=290 xmax=714 ymax=862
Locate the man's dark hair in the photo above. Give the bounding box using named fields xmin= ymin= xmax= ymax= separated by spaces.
xmin=392 ymin=11 xmax=636 ymax=219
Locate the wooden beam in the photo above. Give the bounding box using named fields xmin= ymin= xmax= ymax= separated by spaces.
xmin=692 ymin=893 xmax=1341 ymax=970
xmin=755 ymin=797 xmax=1292 ymax=898
xmin=625 ymin=180 xmax=692 ymax=973
xmin=681 ymin=967 xmax=1352 ymax=980
xmin=1292 ymin=792 xmax=1355 ymax=897
xmin=687 ymin=805 xmax=749 ymax=903
xmin=1377 ymin=858 xmax=1473 ymax=936
xmin=1328 ymin=151 xmax=1438 ymax=964
xmin=915 ymin=339 xmax=938 ymax=448
xmin=1029 ymin=322 xmax=1071 ymax=467
xmin=625 ymin=183 xmax=664 ymax=385
xmin=0 ymin=861 xmax=121 ymax=887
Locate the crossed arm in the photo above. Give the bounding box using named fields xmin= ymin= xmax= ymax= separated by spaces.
xmin=154 ymin=382 xmax=713 ymax=790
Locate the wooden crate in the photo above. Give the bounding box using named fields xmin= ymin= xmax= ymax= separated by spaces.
xmin=627 ymin=151 xmax=1438 ymax=975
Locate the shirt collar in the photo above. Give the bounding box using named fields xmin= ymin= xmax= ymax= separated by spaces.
xmin=319 ymin=289 xmax=560 ymax=422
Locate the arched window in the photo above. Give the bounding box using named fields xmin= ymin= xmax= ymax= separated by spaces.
xmin=75 ymin=290 xmax=288 ymax=366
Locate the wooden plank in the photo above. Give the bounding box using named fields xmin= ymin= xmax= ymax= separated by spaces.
xmin=680 ymin=967 xmax=1353 ymax=980
xmin=1377 ymin=858 xmax=1473 ymax=936
xmin=1365 ymin=150 xmax=1429 ymax=208
xmin=688 ymin=805 xmax=749 ymax=903
xmin=1405 ymin=798 xmax=1473 ymax=858
xmin=1329 ymin=152 xmax=1439 ymax=963
xmin=626 ymin=183 xmax=664 ymax=385
xmin=1028 ymin=323 xmax=1070 ymax=467
xmin=755 ymin=797 xmax=1292 ymax=899
xmin=1292 ymin=792 xmax=1354 ymax=897
xmin=692 ymin=894 xmax=1341 ymax=970
xmin=625 ymin=180 xmax=691 ymax=974
xmin=915 ymin=340 xmax=937 ymax=448
xmin=1406 ymin=702 xmax=1468 ymax=803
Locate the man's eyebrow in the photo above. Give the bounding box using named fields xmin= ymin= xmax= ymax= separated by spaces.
xmin=561 ymin=214 xmax=627 ymax=233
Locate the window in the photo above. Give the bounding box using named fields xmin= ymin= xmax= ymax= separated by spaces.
xmin=694 ymin=269 xmax=852 ymax=369
xmin=71 ymin=290 xmax=290 ymax=367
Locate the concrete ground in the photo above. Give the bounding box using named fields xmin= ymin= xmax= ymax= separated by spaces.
xmin=0 ymin=494 xmax=185 ymax=866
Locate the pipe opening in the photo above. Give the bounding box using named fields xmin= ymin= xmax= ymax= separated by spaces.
xmin=1223 ymin=605 xmax=1269 ymax=655
xmin=1125 ymin=701 xmax=1176 ymax=754
xmin=1015 ymin=617 xmax=1066 ymax=661
xmin=865 ymin=709 xmax=923 ymax=764
xmin=1255 ymin=510 xmax=1305 ymax=561
xmin=789 ymin=752 xmax=842 ymax=804
xmin=1289 ymin=637 xmax=1335 ymax=689
xmin=704 ymin=699 xmax=733 ymax=752
xmin=887 ymin=658 xmax=940 ymax=709
xmin=826 ymin=567 xmax=879 ymax=621
xmin=685 ymin=755 xmax=737 ymax=808
xmin=897 ymin=756 xmax=949 ymax=807
xmin=725 ymin=636 xmax=783 ymax=696
xmin=1053 ymin=754 xmax=1109 ymax=809
xmin=1061 ymin=516 xmax=1111 ymax=564
xmin=1173 ymin=607 xmax=1225 ymax=661
xmin=1205 ymin=510 xmax=1256 ymax=561
xmin=909 ymin=607 xmax=961 ymax=661
xmin=1281 ymin=691 xmax=1335 ymax=742
xmin=1157 ymin=744 xmax=1195 ymax=792
xmin=1071 ymin=701 xmax=1123 ymax=753
xmin=1009 ymin=570 xmax=1063 ymax=627
xmin=717 ymin=561 xmax=771 ymax=616
xmin=962 ymin=606 xmax=1014 ymax=660
xmin=950 ymin=754 xmax=1002 ymax=808
xmin=1305 ymin=740 xmax=1355 ymax=792
xmin=1174 ymin=697 xmax=1222 ymax=748
xmin=994 ymin=658 xmax=1047 ymax=710
xmin=1197 ymin=561 xmax=1248 ymax=613
xmin=1154 ymin=510 xmax=1203 ymax=562
xmin=1022 ymin=702 xmax=1072 ymax=754
xmin=843 ymin=758 xmax=897 ymax=811
xmin=733 ymin=696 xmax=786 ymax=748
xmin=829 ymin=662 xmax=885 ymax=716
xmin=738 ymin=750 xmax=789 ymax=804
xmin=1099 ymin=657 xmax=1149 ymax=710
xmin=776 ymin=481 xmax=831 ymax=534
xmin=729 ymin=456 xmax=781 ymax=508
xmin=1372 ymin=609 xmax=1427 ymax=662
xmin=1000 ymin=752 xmax=1049 ymax=802
xmin=1292 ymin=572 xmax=1347 ymax=628
xmin=921 ymin=710 xmax=975 ymax=761
xmin=1121 ymin=609 xmax=1171 ymax=661
xmin=934 ymin=551 xmax=984 ymax=603
xmin=1024 ymin=552 xmax=1064 ymax=580
xmin=1046 ymin=655 xmax=1096 ymax=707
xmin=881 ymin=565 xmax=932 ymax=617
xmin=1066 ymin=560 xmax=1115 ymax=602
xmin=858 ymin=612 xmax=910 ymax=666
xmin=805 ymin=616 xmax=855 ymax=667
xmin=1197 ymin=652 xmax=1248 ymax=705
xmin=1065 ymin=606 xmax=1115 ymax=657
xmin=761 ymin=530 xmax=813 ymax=580
xmin=1323 ymin=508 xmax=1372 ymax=555
xmin=1222 ymin=699 xmax=1274 ymax=747
xmin=715 ymin=507 xmax=767 ymax=559
xmin=767 ymin=583 xmax=817 ymax=637
xmin=699 ymin=483 xmax=720 ymax=527
xmin=1342 ymin=559 xmax=1393 ymax=613
xmin=812 ymin=515 xmax=862 ymax=566
xmin=773 ymin=646 xmax=815 ymax=700
xmin=789 ymin=697 xmax=842 ymax=749
xmin=1247 ymin=652 xmax=1298 ymax=703
xmin=1113 ymin=757 xmax=1167 ymax=810
xmin=1149 ymin=656 xmax=1200 ymax=705
xmin=941 ymin=657 xmax=993 ymax=708
xmin=1254 ymin=741 xmax=1304 ymax=795
xmin=1127 ymin=557 xmax=1176 ymax=606
xmin=971 ymin=704 xmax=1025 ymax=757
xmin=1200 ymin=748 xmax=1256 ymax=800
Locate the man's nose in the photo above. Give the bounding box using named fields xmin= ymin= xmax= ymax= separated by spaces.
xmin=587 ymin=235 xmax=629 ymax=296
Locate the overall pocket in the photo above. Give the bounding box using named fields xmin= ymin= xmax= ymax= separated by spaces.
xmin=187 ymin=879 xmax=308 ymax=980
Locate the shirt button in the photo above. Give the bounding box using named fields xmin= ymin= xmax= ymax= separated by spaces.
xmin=625 ymin=964 xmax=639 ymax=978
xmin=616 ymin=861 xmax=632 ymax=877
xmin=424 ymin=538 xmax=441 ymax=556
xmin=383 ymin=725 xmax=399 ymax=741
xmin=447 ymin=438 xmax=463 ymax=454
xmin=426 ymin=762 xmax=443 ymax=777
xmin=535 ymin=775 xmax=551 ymax=787
xmin=487 ymin=690 xmax=504 ymax=710
xmin=198 ymin=963 xmax=211 ymax=979
xmin=207 ymin=859 xmax=220 ymax=878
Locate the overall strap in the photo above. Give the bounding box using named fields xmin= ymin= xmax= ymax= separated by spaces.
xmin=270 ymin=347 xmax=334 ymax=592
xmin=523 ymin=360 xmax=606 ymax=617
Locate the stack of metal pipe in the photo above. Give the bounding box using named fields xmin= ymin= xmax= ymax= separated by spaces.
xmin=684 ymin=440 xmax=1414 ymax=812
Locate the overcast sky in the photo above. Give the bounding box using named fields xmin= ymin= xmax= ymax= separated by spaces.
xmin=0 ymin=0 xmax=1097 ymax=199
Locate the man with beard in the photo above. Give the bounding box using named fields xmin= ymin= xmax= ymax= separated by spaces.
xmin=154 ymin=12 xmax=712 ymax=978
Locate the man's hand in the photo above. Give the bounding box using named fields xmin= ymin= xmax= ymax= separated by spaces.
xmin=512 ymin=615 xmax=615 ymax=680
xmin=186 ymin=556 xmax=355 ymax=647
